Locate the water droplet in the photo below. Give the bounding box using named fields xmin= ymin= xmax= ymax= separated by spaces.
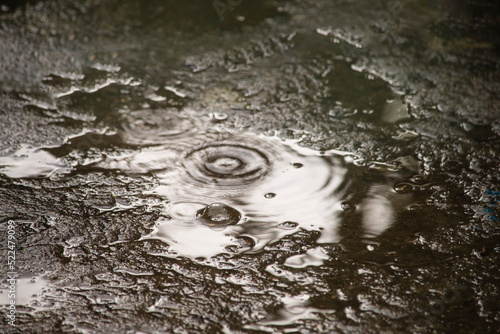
xmin=211 ymin=112 xmax=228 ymax=121
xmin=264 ymin=192 xmax=276 ymax=199
xmin=278 ymin=221 xmax=299 ymax=230
xmin=183 ymin=143 xmax=271 ymax=187
xmin=394 ymin=183 xmax=413 ymax=194
xmin=195 ymin=203 xmax=241 ymax=227
xmin=224 ymin=245 xmax=239 ymax=253
xmin=411 ymin=175 xmax=425 ymax=183
xmin=235 ymin=236 xmax=255 ymax=249
xmin=341 ymin=201 xmax=355 ymax=211
xmin=207 ymin=156 xmax=243 ymax=175
xmin=291 ymin=162 xmax=303 ymax=168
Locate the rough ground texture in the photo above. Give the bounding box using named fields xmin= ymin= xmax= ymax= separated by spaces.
xmin=0 ymin=0 xmax=499 ymax=333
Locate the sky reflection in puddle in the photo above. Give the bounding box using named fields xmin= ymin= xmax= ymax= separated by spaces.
xmin=0 ymin=123 xmax=415 ymax=263
xmin=97 ymin=129 xmax=414 ymax=261
xmin=136 ymin=133 xmax=350 ymax=259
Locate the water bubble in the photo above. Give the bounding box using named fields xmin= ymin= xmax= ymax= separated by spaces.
xmin=341 ymin=201 xmax=355 ymax=211
xmin=183 ymin=143 xmax=271 ymax=187
xmin=235 ymin=236 xmax=256 ymax=249
xmin=291 ymin=162 xmax=303 ymax=168
xmin=394 ymin=183 xmax=413 ymax=194
xmin=195 ymin=203 xmax=241 ymax=227
xmin=211 ymin=112 xmax=228 ymax=122
xmin=278 ymin=221 xmax=299 ymax=230
xmin=264 ymin=192 xmax=276 ymax=199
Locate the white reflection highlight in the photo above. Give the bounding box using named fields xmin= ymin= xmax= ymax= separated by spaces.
xmin=0 ymin=145 xmax=62 ymax=178
xmin=361 ymin=184 xmax=412 ymax=238
xmin=144 ymin=136 xmax=348 ymax=259
xmin=95 ymin=131 xmax=413 ymax=260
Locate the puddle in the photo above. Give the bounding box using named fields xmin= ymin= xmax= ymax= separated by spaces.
xmin=0 ymin=275 xmax=49 ymax=307
xmin=247 ymin=293 xmax=335 ymax=331
xmin=0 ymin=145 xmax=62 ymax=178
xmin=0 ymin=0 xmax=498 ymax=332
xmin=89 ymin=128 xmax=416 ymax=260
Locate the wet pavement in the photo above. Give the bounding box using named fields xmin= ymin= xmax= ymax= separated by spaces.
xmin=0 ymin=0 xmax=499 ymax=333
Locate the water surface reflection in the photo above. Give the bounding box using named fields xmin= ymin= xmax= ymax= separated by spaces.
xmin=90 ymin=112 xmax=416 ymax=261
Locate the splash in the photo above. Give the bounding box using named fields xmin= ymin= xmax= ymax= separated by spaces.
xmin=119 ymin=109 xmax=199 ymax=146
xmin=182 ymin=142 xmax=271 ymax=187
xmin=135 ymin=132 xmax=350 ymax=259
xmin=92 ymin=127 xmax=415 ymax=260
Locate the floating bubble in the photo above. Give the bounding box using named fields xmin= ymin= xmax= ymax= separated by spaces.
xmin=195 ymin=203 xmax=241 ymax=227
xmin=235 ymin=236 xmax=256 ymax=248
xmin=394 ymin=183 xmax=413 ymax=194
xmin=278 ymin=221 xmax=299 ymax=230
xmin=211 ymin=112 xmax=228 ymax=122
xmin=340 ymin=201 xmax=355 ymax=211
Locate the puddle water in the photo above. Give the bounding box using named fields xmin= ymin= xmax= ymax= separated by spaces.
xmin=0 ymin=0 xmax=498 ymax=333
xmin=247 ymin=293 xmax=335 ymax=330
xmin=0 ymin=275 xmax=49 ymax=307
xmin=87 ymin=125 xmax=414 ymax=260
xmin=0 ymin=145 xmax=62 ymax=178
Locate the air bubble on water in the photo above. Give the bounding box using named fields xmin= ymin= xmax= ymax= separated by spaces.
xmin=341 ymin=201 xmax=355 ymax=211
xmin=394 ymin=183 xmax=413 ymax=194
xmin=195 ymin=203 xmax=241 ymax=227
xmin=278 ymin=221 xmax=299 ymax=230
xmin=264 ymin=193 xmax=276 ymax=199
xmin=211 ymin=112 xmax=228 ymax=122
xmin=235 ymin=236 xmax=256 ymax=249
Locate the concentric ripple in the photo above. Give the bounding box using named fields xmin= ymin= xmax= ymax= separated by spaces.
xmin=97 ymin=131 xmax=417 ymax=260
xmin=143 ymin=133 xmax=352 ymax=259
xmin=182 ymin=143 xmax=271 ymax=187
xmin=120 ymin=109 xmax=198 ymax=146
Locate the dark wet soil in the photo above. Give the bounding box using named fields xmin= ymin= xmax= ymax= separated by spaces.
xmin=1 ymin=0 xmax=499 ymax=333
